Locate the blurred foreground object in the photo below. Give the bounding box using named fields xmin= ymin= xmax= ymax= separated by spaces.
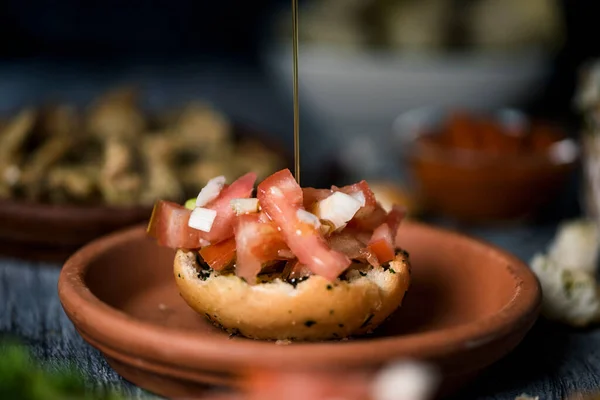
xmin=242 ymin=360 xmax=439 ymax=400
xmin=0 ymin=340 xmax=126 ymax=400
xmin=575 ymin=60 xmax=600 ymax=228
xmin=530 ymin=219 xmax=600 ymax=327
xmin=0 ymin=86 xmax=286 ymax=207
xmin=394 ymin=107 xmax=578 ymax=223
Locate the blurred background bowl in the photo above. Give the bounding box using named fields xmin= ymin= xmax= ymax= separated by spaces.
xmin=393 ymin=107 xmax=579 ymax=223
xmin=263 ymin=44 xmax=552 ymax=126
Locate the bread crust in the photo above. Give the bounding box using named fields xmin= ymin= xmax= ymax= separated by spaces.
xmin=174 ymin=249 xmax=411 ymax=341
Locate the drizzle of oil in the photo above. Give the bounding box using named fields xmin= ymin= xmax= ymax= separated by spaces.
xmin=291 ymin=0 xmax=300 ymax=183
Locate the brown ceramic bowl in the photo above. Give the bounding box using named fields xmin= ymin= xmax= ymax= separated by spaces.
xmin=0 ymin=200 xmax=151 ymax=263
xmin=393 ymin=107 xmax=579 ymax=223
xmin=0 ymin=124 xmax=291 ymax=263
xmin=58 ymin=221 xmax=541 ymax=399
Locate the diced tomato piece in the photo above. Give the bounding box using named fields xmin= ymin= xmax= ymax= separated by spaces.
xmin=260 ymin=169 xmax=303 ymax=207
xmin=147 ymin=200 xmax=206 ymax=249
xmin=282 ymin=259 xmax=312 ymax=280
xmin=250 ymin=225 xmax=289 ymax=261
xmin=302 ymin=187 xmax=333 ymax=209
xmin=386 ymin=204 xmax=407 ymax=242
xmin=234 ymin=214 xmax=290 ymax=283
xmin=257 ymin=211 xmax=272 ymax=223
xmin=327 ymin=233 xmax=364 ymax=260
xmin=360 ymin=247 xmax=380 ymax=268
xmin=235 ymin=215 xmax=264 ymax=283
xmin=346 ymin=203 xmax=387 ymax=231
xmin=198 ymin=237 xmax=236 ymax=271
xmin=258 ymin=169 xmax=351 ymax=281
xmin=368 ymin=223 xmax=395 ymax=264
xmin=201 ymin=172 xmax=257 ymax=243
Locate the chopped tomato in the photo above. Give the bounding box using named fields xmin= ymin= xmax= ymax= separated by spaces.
xmin=234 ymin=214 xmax=264 ymax=283
xmin=368 ymin=223 xmax=395 ymax=264
xmin=346 ymin=203 xmax=387 ymax=231
xmin=327 ymin=233 xmax=364 ymax=260
xmin=234 ymin=214 xmax=290 ymax=283
xmin=360 ymin=247 xmax=380 ymax=268
xmin=386 ymin=204 xmax=407 ymax=242
xmin=257 ymin=211 xmax=272 ymax=223
xmin=258 ymin=169 xmax=351 ymax=281
xmin=249 ymin=225 xmax=289 ymax=261
xmin=147 ymin=200 xmax=206 ymax=249
xmin=282 ymin=259 xmax=312 ymax=280
xmin=198 ymin=237 xmax=236 ymax=271
xmin=201 ymin=172 xmax=257 ymax=243
xmin=302 ymin=187 xmax=333 ymax=209
xmin=261 ymin=169 xmax=303 ymax=207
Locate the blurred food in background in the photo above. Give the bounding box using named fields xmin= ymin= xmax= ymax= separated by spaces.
xmin=530 ymin=219 xmax=600 ymax=327
xmin=394 ymin=108 xmax=578 ymax=223
xmin=0 ymin=87 xmax=286 ymax=208
xmin=265 ymin=0 xmax=565 ymax=168
xmin=275 ymin=0 xmax=564 ymax=52
xmin=575 ymin=60 xmax=600 ymax=228
xmin=241 ymin=360 xmax=439 ymax=400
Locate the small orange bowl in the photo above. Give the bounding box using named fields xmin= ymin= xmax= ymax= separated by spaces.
xmin=393 ymin=107 xmax=579 ymax=223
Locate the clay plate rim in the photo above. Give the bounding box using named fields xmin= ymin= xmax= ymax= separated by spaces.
xmin=58 ymin=222 xmax=541 ymax=372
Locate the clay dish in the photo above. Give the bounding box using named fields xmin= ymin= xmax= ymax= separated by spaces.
xmin=58 ymin=222 xmax=541 ymax=399
xmin=0 ymin=124 xmax=291 ymax=264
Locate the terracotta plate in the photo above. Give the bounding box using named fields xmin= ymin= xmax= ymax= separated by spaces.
xmin=58 ymin=222 xmax=541 ymax=399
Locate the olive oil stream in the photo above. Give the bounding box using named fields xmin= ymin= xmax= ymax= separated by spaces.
xmin=292 ymin=0 xmax=300 ymax=183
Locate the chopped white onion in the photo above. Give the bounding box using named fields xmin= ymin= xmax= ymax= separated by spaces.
xmin=296 ymin=209 xmax=321 ymax=229
xmin=195 ymin=175 xmax=226 ymax=207
xmin=349 ymin=190 xmax=366 ymax=207
xmin=188 ymin=207 xmax=217 ymax=232
xmin=230 ymin=198 xmax=260 ymax=215
xmin=313 ymin=191 xmax=362 ymax=231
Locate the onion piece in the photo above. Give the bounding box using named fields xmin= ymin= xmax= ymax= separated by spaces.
xmin=195 ymin=175 xmax=227 ymax=207
xmin=231 ymin=198 xmax=260 ymax=215
xmin=188 ymin=207 xmax=217 ymax=232
xmin=313 ymin=191 xmax=363 ymax=231
xmin=350 ymin=191 xmax=366 ymax=207
xmin=296 ymin=209 xmax=321 ymax=229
